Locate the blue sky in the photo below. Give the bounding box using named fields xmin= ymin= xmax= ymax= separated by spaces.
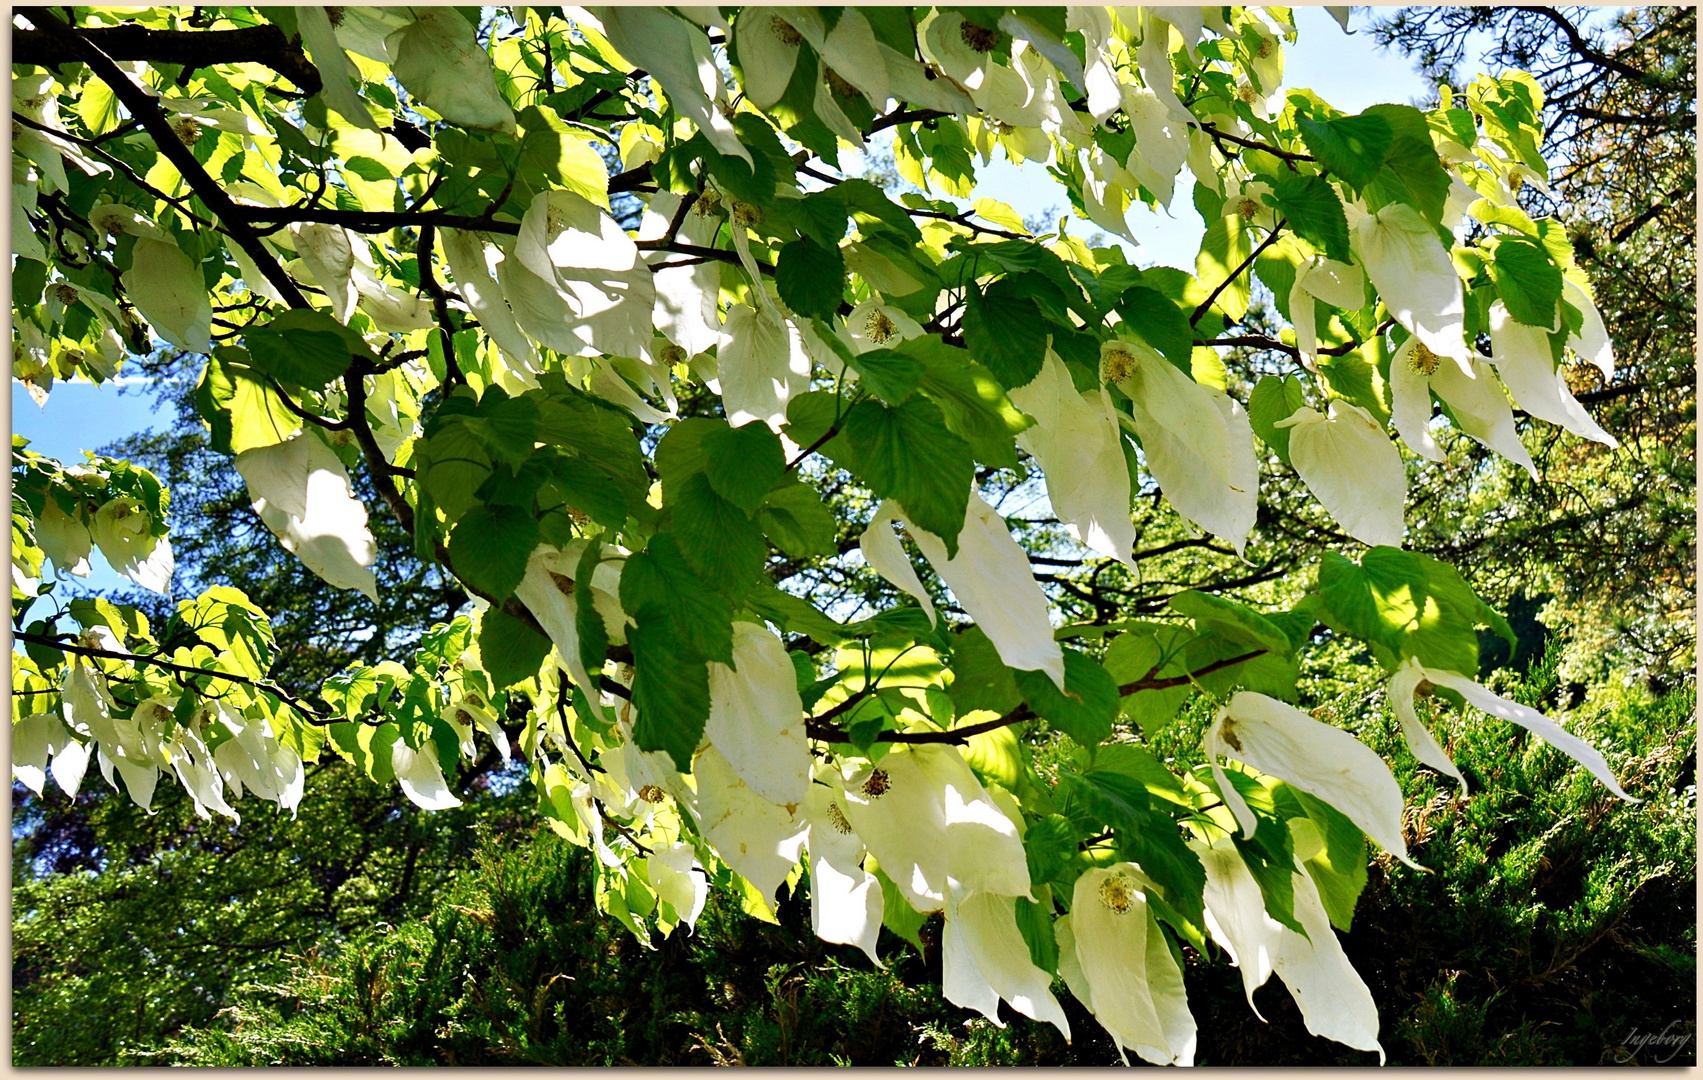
xmin=9 ymin=8 xmax=1446 ymax=592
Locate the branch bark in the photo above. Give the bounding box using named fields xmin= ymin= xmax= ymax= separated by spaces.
xmin=13 ymin=23 xmax=323 ymax=96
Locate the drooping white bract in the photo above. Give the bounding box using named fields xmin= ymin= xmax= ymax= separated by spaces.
xmin=211 ymin=703 xmax=305 ymax=815
xmin=36 ymin=498 xmax=93 ymax=577
xmin=1059 ymin=865 xmax=1197 ymax=1066
xmin=1069 ymin=6 xmax=1121 ymax=122
xmin=717 ymin=303 xmax=813 ymax=434
xmin=512 ymin=542 xmax=628 ymax=695
xmin=706 ymin=621 xmax=810 ymax=809
xmin=809 ymin=6 xmax=891 ymax=105
xmin=1387 ymin=657 xmax=1468 ymax=789
xmin=295 ymin=5 xmax=379 ymax=130
xmin=1205 ymin=691 xmax=1419 ymax=869
xmin=640 ymin=191 xmax=723 ymax=359
xmin=1008 ymin=350 xmax=1136 ymax=568
xmin=1277 ymin=402 xmax=1407 ymax=549
xmin=1389 ymin=335 xmax=1537 ymax=479
xmin=123 ymin=237 xmax=211 ymax=354
xmin=235 ymin=433 xmax=378 ymax=600
xmin=12 ymin=714 xmax=68 ymax=797
xmin=330 ymin=5 xmax=414 ymax=62
xmin=1197 ymin=838 xmax=1386 ymax=1061
xmin=1562 ymin=278 xmax=1614 ymax=380
xmin=386 ymin=9 xmax=517 ymax=133
xmin=648 ymin=843 xmax=711 ymax=927
xmin=391 ymin=736 xmax=463 ymax=811
xmin=1486 ymin=302 xmax=1619 ymax=448
xmin=871 ymin=496 xmax=1067 ymax=689
xmin=647 ymin=842 xmax=711 ymax=932
xmin=351 ymin=261 xmax=434 ymax=332
xmin=733 ymin=9 xmax=800 ymax=109
xmin=876 ymin=41 xmax=975 ymax=114
xmin=1390 ymin=657 xmax=1636 ymax=801
xmin=844 ymin=296 xmax=925 ymax=354
xmin=596 ymin=7 xmax=750 ymax=165
xmin=1113 ymin=340 xmax=1259 ymax=554
xmin=857 ymin=505 xmax=939 ymax=624
xmin=1120 ymin=83 xmax=1189 ymax=206
xmin=693 ymin=744 xmax=809 ymax=910
xmin=292 ymin=222 xmax=359 ymax=323
xmin=441 ymin=227 xmax=541 ymax=373
xmin=89 ymin=497 xmax=174 ymax=594
xmin=1136 ymin=11 xmax=1196 ymax=124
xmin=1288 ymin=257 xmax=1365 ymax=371
xmin=840 ymin=744 xmax=1030 ymax=913
xmin=1352 ymin=202 xmax=1471 ymax=374
xmin=511 ymin=191 xmax=656 ymax=362
xmin=166 ymin=709 xmax=241 ymax=823
xmin=943 ymin=886 xmax=1072 ymax=1040
xmin=67 ymin=659 xmax=164 ymax=811
xmin=804 ymin=770 xmax=884 ymax=964
xmin=921 ymin=10 xmax=996 ymax=92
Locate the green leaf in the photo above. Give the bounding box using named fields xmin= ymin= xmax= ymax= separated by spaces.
xmin=743 ymin=582 xmax=849 ymax=647
xmin=703 ymin=421 xmax=786 ymax=512
xmin=872 ymin=862 xmax=928 ymax=952
xmin=1247 ymin=374 xmax=1308 ymax=464
xmin=755 ymin=480 xmax=838 ymax=559
xmin=900 ymin=335 xmax=1033 ymax=470
xmin=669 ymin=473 xmax=766 ymax=595
xmin=962 ymin=277 xmax=1048 ymax=389
xmin=575 ymin=539 xmax=609 ymax=680
xmin=1023 ymin=813 xmax=1082 ymax=892
xmin=1196 ymin=214 xmax=1253 ymax=323
xmin=1296 ymin=112 xmax=1393 ymax=194
xmin=245 ymin=325 xmax=354 ymax=388
xmin=447 ymin=505 xmax=541 ymax=602
xmin=1488 ymin=235 xmax=1563 ymax=328
xmin=1273 ymin=173 xmax=1351 ymax=263
xmin=846 ymin=349 xmax=925 ymax=405
xmin=1315 ymin=547 xmax=1515 ymax=676
xmin=1015 ymin=650 xmax=1120 ymax=748
xmin=1287 ymin=785 xmax=1369 ymax=932
xmin=1169 ymin=590 xmax=1294 ymax=657
xmin=478 ymin=605 xmax=551 ymax=689
xmin=840 ymin=397 xmax=974 ymax=558
xmin=1015 ymin=892 xmax=1059 ymax=973
xmin=1115 ymin=285 xmax=1195 ymax=371
xmin=1092 ymin=743 xmax=1189 ymax=808
xmin=946 ymin=625 xmax=1021 ymax=716
xmin=1064 ymin=769 xmax=1206 ymax=931
xmin=197 ymin=351 xmax=301 ymax=455
xmin=413 ymin=416 xmax=493 ymax=524
xmin=516 ymin=104 xmax=610 ymax=208
xmin=627 ymin=615 xmax=711 ymax=771
xmin=620 ymin=533 xmax=735 ymax=666
xmin=1361 ymin=104 xmax=1452 ymax=225
xmin=1102 ymin=625 xmax=1195 ymax=738
xmin=775 ymin=236 xmax=846 ymax=320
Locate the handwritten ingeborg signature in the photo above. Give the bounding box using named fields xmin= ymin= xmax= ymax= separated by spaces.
xmin=1612 ymin=1021 xmax=1694 ymax=1064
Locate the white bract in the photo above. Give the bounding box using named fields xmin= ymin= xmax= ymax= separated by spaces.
xmin=90 ymin=497 xmax=174 ymax=594
xmin=943 ymin=886 xmax=1072 ymax=1039
xmin=1198 ymin=838 xmax=1386 ymax=1060
xmin=236 ymin=433 xmax=378 ymax=600
xmin=1277 ymin=402 xmax=1407 ymax=549
xmin=865 ymin=496 xmax=1066 ymax=688
xmin=123 ymin=238 xmax=211 ymax=353
xmin=1486 ymin=302 xmax=1619 ymax=448
xmin=1060 ymin=865 xmax=1197 ymax=1065
xmin=1008 ymin=349 xmax=1136 ymax=568
xmin=1111 ymin=339 xmax=1258 ymax=554
xmin=705 ymin=622 xmax=809 ymax=808
xmin=387 ymin=9 xmax=517 ymax=133
xmin=804 ymin=772 xmax=885 ymax=964
xmin=1206 ymin=691 xmax=1420 ymax=868
xmin=1389 ymin=335 xmax=1537 ymax=478
xmin=1389 ymin=657 xmax=1635 ymax=801
xmin=1353 ymin=202 xmax=1470 ymax=374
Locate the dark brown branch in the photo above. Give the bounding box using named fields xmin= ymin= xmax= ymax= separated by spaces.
xmin=15 ymin=630 xmax=334 ymax=722
xmin=414 ymin=224 xmax=463 ymax=386
xmin=22 ymin=10 xmax=312 ymax=309
xmin=805 ymin=650 xmax=1268 ymax=744
xmin=1191 ymin=218 xmax=1288 ymax=326
xmin=1192 ymin=122 xmax=1314 ymax=164
xmin=13 ymin=23 xmax=323 ymax=96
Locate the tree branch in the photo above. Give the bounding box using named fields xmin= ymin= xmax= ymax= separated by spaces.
xmin=22 ymin=9 xmax=312 ymax=310
xmin=1192 ymin=219 xmax=1288 ymax=326
xmin=13 ymin=23 xmax=323 ymax=96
